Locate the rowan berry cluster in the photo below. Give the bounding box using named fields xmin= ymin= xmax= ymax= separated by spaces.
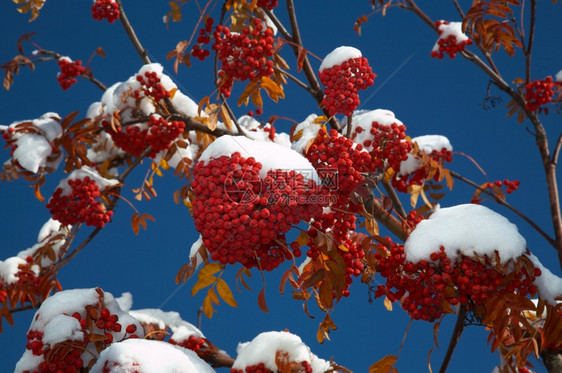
xmin=257 ymin=0 xmax=278 ymax=10
xmin=169 ymin=335 xmax=206 ymax=352
xmin=306 ymin=128 xmax=371 ymax=193
xmin=57 ymin=58 xmax=87 ymax=90
xmin=375 ymin=242 xmax=541 ymax=322
xmin=46 ymin=176 xmax=114 ymax=228
xmin=392 ymin=147 xmax=452 ymax=193
xmin=212 ymin=18 xmax=276 ymax=97
xmin=319 ymin=57 xmax=376 ymax=116
xmin=231 ymin=360 xmax=312 ymax=373
xmin=104 ymin=116 xmax=185 ymax=158
xmin=134 ymin=71 xmax=171 ymax=102
xmin=91 ymin=0 xmax=120 ymax=23
xmin=487 ymin=179 xmax=520 ymax=194
xmin=192 ymin=153 xmax=324 ymax=270
xmin=352 ymin=121 xmax=411 ymax=173
xmin=430 ymin=21 xmax=472 ymax=59
xmin=524 ymin=76 xmax=560 ymax=112
xmin=191 ymin=18 xmax=214 ymax=61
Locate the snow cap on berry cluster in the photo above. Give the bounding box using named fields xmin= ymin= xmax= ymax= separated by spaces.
xmin=236 ymin=115 xmax=291 ymax=147
xmin=15 ymin=288 xmax=144 ymax=372
xmin=55 ymin=166 xmax=119 ymax=197
xmin=90 ymin=339 xmax=215 ymax=373
xmin=291 ymin=114 xmax=323 ymax=154
xmin=319 ymin=46 xmax=362 ymax=72
xmin=128 ymin=308 xmax=205 ymax=342
xmin=431 ymin=21 xmax=470 ymax=53
xmin=232 ymin=331 xmax=331 ymax=373
xmin=199 ymin=135 xmax=320 ymax=184
xmin=555 ymin=70 xmax=562 ymax=83
xmin=350 ymin=109 xmax=404 ymax=149
xmin=4 ymin=112 xmax=63 ymax=173
xmin=405 ymin=204 xmax=526 ymax=264
xmin=526 ymin=253 xmax=562 ymax=305
xmin=399 ymin=135 xmax=452 ymax=175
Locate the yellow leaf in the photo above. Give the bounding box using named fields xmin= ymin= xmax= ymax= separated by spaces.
xmin=365 ymin=217 xmax=379 ymax=236
xmin=198 ymin=262 xmax=222 ymax=279
xmin=384 ymin=296 xmax=393 ymax=311
xmin=237 ymin=79 xmax=260 ymax=107
xmin=216 ymin=278 xmax=238 ymax=307
xmin=191 ymin=275 xmax=217 ymax=296
xmin=203 ymin=292 xmax=214 ymax=318
xmin=198 ymin=96 xmax=210 ymax=116
xmin=260 ymin=76 xmax=285 ymax=102
xmin=251 ymin=89 xmax=263 ymax=108
xmin=219 ymin=105 xmax=233 ymax=130
xmin=207 ymin=287 xmax=220 ymax=305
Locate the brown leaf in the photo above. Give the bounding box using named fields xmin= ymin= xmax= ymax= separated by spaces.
xmin=258 ymin=287 xmax=269 ymax=313
xmin=369 ymin=355 xmax=398 ymax=373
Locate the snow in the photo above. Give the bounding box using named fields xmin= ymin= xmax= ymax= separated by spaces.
xmin=115 ymin=292 xmax=134 ymax=312
xmin=15 ymin=218 xmax=70 ymax=267
xmin=319 ymin=46 xmax=362 ymax=71
xmin=6 ymin=112 xmax=63 ymax=173
xmin=13 ymin=134 xmax=52 ymax=173
xmin=399 ymin=135 xmax=452 ymax=175
xmin=128 ymin=308 xmax=205 ymax=340
xmin=188 ymin=235 xmax=206 ymax=268
xmin=404 ymin=204 xmax=527 ymax=263
xmin=55 ymin=165 xmax=120 ymax=196
xmin=527 ymin=253 xmax=562 ymax=305
xmin=556 ymin=69 xmax=562 ymax=82
xmin=0 ymin=256 xmax=28 ymax=284
xmin=90 ymin=339 xmax=216 ymax=373
xmin=43 ymin=315 xmax=84 ymax=346
xmin=37 ymin=218 xmax=64 ymax=242
xmin=432 ymin=21 xmax=470 ymax=53
xmin=350 ymin=109 xmax=404 ymax=152
xmin=198 ymin=135 xmax=320 ymax=184
xmin=232 ymin=331 xmax=331 ymax=373
xmin=291 ymin=114 xmax=322 ymax=154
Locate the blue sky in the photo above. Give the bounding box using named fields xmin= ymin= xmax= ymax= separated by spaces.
xmin=1 ymin=1 xmax=561 ymax=372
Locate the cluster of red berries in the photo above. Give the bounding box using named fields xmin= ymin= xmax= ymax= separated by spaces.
xmin=192 ymin=153 xmax=324 ymax=270
xmin=352 ymin=121 xmax=411 ymax=173
xmin=134 ymin=71 xmax=171 ymax=102
xmin=392 ymin=147 xmax=453 ymax=193
xmin=191 ymin=18 xmax=214 ymax=61
xmin=247 ymin=108 xmax=264 ymax=117
xmin=193 ymin=18 xmax=276 ymax=97
xmin=104 ymin=116 xmax=185 ymax=158
xmin=319 ymin=57 xmax=376 ymax=116
xmin=57 ymin=58 xmax=87 ymax=90
xmin=231 ymin=361 xmax=312 ymax=373
xmin=169 ymin=335 xmax=206 ymax=352
xmin=306 ymin=128 xmax=371 ymax=194
xmin=23 ymin=325 xmax=85 ymax=373
xmin=375 ymin=243 xmax=541 ymax=322
xmin=487 ymin=179 xmax=520 ymax=194
xmin=91 ymin=0 xmax=120 ymax=23
xmin=430 ymin=21 xmax=472 ymax=59
xmin=257 ymin=0 xmax=278 ymax=10
xmin=524 ymin=76 xmax=560 ymax=112
xmin=46 ymin=176 xmax=114 ymax=228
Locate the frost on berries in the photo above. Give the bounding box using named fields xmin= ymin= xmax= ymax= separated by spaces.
xmin=318 ymin=46 xmax=376 ymax=116
xmin=57 ymin=57 xmax=88 ymax=90
xmin=46 ymin=166 xmax=119 ymax=228
xmin=191 ymin=136 xmax=325 ymax=271
xmin=430 ymin=21 xmax=472 ymax=59
xmin=91 ymin=0 xmax=120 ymax=23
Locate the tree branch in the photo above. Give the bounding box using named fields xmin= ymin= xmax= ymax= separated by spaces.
xmin=285 ymin=0 xmax=341 ymax=131
xmin=116 ymin=0 xmax=151 ymax=65
xmin=450 ymin=170 xmax=557 ymax=248
xmin=438 ymin=304 xmax=467 ymax=373
xmin=526 ymin=0 xmax=537 ymax=83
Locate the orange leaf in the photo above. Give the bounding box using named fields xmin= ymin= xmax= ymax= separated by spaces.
xmin=191 ymin=275 xmax=217 ymax=296
xmin=258 ymin=287 xmax=269 ymax=313
xmin=369 ymin=355 xmax=398 ymax=373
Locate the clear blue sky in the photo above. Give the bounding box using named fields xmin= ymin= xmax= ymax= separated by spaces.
xmin=1 ymin=1 xmax=561 ymax=372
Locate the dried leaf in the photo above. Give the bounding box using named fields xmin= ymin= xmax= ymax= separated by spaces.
xmin=258 ymin=287 xmax=269 ymax=313
xmin=369 ymin=355 xmax=398 ymax=373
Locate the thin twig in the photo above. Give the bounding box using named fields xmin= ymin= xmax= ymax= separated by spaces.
xmin=220 ymin=93 xmax=244 ymax=134
xmin=552 ymin=134 xmax=562 ymax=166
xmin=285 ymin=0 xmax=340 ymax=131
xmin=450 ymin=170 xmax=556 ymax=248
xmin=116 ymin=0 xmax=151 ymax=64
xmin=382 ymin=181 xmax=407 ymax=219
xmin=526 ymin=0 xmax=537 ymax=83
xmin=438 ymin=304 xmax=467 ymax=373
xmin=451 ymin=0 xmax=465 ymax=19
xmin=274 ymin=67 xmax=315 ymax=95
